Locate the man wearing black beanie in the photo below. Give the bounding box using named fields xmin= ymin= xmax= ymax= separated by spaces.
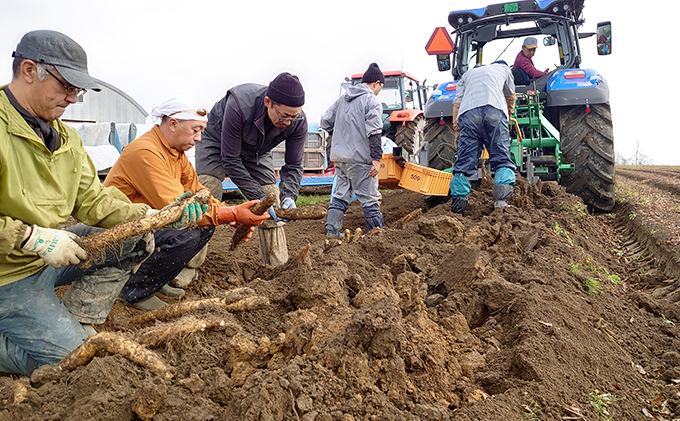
xmin=195 ymin=72 xmax=307 ymax=266
xmin=320 ymin=63 xmax=386 ymax=237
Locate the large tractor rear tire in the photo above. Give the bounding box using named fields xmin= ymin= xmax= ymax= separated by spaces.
xmin=423 ymin=117 xmax=457 ymax=170
xmin=559 ymin=103 xmax=615 ymax=212
xmin=394 ymin=116 xmax=425 ymax=160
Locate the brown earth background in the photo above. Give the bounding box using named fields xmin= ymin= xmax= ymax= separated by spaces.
xmin=2 ymin=165 xmax=680 ymax=421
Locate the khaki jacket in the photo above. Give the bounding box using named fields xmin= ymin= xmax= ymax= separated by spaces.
xmin=0 ymin=87 xmax=148 ymax=285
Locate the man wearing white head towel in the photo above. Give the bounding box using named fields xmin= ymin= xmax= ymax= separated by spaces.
xmin=104 ymin=96 xmax=269 ymax=310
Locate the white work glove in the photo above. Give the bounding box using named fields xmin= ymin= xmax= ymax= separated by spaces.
xmin=21 ymin=225 xmax=87 ymax=268
xmin=280 ymin=197 xmax=296 ymax=222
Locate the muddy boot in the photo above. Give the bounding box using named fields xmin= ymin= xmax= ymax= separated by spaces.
xmin=493 ymin=167 xmax=515 ymax=209
xmin=198 ymin=174 xmax=225 ymax=202
xmin=158 ymin=284 xmax=185 ymax=298
xmin=450 ymin=196 xmax=468 ymax=214
xmin=363 ymin=204 xmax=384 ymax=230
xmin=492 ymin=184 xmax=514 ymax=209
xmin=325 ymin=208 xmax=345 ymax=237
xmin=131 ymin=295 xmax=167 ymax=311
xmin=80 ymin=323 xmax=97 ymax=337
xmin=171 ymin=245 xmax=207 ymax=287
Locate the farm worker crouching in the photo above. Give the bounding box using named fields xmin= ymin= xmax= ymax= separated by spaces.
xmin=0 ymin=30 xmax=198 ymax=376
xmin=449 ymin=60 xmax=517 ymax=214
xmin=195 ymin=72 xmax=307 ymax=267
xmin=104 ymin=96 xmax=269 ymax=311
xmin=320 ymin=62 xmax=386 ymax=237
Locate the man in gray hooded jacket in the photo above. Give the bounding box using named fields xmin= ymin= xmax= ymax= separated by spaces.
xmin=320 ymin=63 xmax=385 ymax=237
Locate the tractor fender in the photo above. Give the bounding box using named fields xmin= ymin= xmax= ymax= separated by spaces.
xmin=423 ymin=81 xmax=457 ymax=119
xmin=388 ymin=109 xmax=424 ymax=123
xmin=546 ymin=69 xmax=610 ymax=107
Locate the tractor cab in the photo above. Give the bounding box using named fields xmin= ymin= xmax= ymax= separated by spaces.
xmin=422 ymin=0 xmax=615 ymax=212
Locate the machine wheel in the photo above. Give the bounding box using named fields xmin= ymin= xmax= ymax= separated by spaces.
xmin=559 ymin=103 xmax=615 ymax=212
xmin=423 ymin=117 xmax=457 ymax=170
xmin=394 ymin=116 xmax=425 ymax=159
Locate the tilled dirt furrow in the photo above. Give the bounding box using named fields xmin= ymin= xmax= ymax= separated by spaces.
xmin=618 ymin=168 xmax=680 ymax=198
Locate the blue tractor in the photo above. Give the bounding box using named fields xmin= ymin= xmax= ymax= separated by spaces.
xmin=421 ymin=0 xmax=614 ymax=212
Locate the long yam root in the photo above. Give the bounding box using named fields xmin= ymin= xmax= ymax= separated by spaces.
xmin=230 ymin=191 xmax=276 ymax=250
xmin=131 ymin=295 xmax=271 ymax=324
xmin=58 ymin=331 xmax=172 ymax=378
xmin=135 ymin=318 xmax=226 ymax=348
xmin=77 ymin=190 xmax=212 ymax=265
xmin=274 ymin=206 xmax=326 ymax=220
xmin=393 ymin=208 xmax=422 ymax=229
xmin=267 ymin=244 xmax=311 ymax=278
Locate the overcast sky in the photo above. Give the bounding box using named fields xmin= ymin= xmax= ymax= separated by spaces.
xmin=1 ymin=0 xmax=676 ymax=165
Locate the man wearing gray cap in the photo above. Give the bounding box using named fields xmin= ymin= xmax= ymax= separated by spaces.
xmin=195 ymin=72 xmax=307 ymax=267
xmin=0 ymin=30 xmax=195 ymax=376
xmin=513 ymin=37 xmax=550 ymax=82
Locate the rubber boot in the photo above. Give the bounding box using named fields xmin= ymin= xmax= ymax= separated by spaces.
xmin=81 ymin=323 xmax=97 ymax=338
xmin=198 ymin=174 xmax=225 ymax=202
xmin=326 ymin=199 xmax=349 ymax=237
xmin=493 ymin=167 xmax=515 ymax=209
xmin=450 ymin=196 xmax=468 ymax=214
xmin=131 ymin=295 xmax=167 ymax=311
xmin=325 ymin=208 xmax=346 ymax=237
xmin=363 ymin=204 xmax=385 ymax=231
xmin=158 ymin=284 xmax=186 ymax=298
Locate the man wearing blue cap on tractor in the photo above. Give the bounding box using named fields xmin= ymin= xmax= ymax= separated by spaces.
xmin=449 ymin=61 xmax=517 ymax=214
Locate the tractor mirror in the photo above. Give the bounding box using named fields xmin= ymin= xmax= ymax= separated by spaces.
xmin=543 ymin=36 xmax=556 ymax=46
xmin=596 ymin=21 xmax=611 ymax=55
xmin=436 ymin=54 xmax=451 ymax=71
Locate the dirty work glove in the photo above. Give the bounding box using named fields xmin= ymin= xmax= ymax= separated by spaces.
xmin=217 ymin=200 xmax=270 ymax=226
xmin=279 ymin=197 xmax=296 ymax=222
xmin=146 ymin=192 xmax=209 ymax=230
xmin=166 ymin=202 xmax=208 ymax=229
xmin=21 ymin=225 xmax=87 ymax=268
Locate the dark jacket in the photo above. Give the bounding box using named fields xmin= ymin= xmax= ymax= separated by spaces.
xmin=196 ymin=83 xmax=307 ymax=200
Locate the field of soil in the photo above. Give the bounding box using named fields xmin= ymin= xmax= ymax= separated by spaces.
xmin=3 ymin=165 xmax=680 ymax=421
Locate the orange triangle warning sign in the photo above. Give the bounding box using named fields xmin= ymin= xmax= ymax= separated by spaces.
xmin=425 ymin=27 xmax=455 ymax=56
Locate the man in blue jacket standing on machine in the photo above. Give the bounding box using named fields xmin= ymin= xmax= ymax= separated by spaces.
xmin=449 ymin=61 xmax=517 ymax=214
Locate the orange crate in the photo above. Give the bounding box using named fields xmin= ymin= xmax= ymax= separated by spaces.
xmin=378 ymin=154 xmax=403 ymax=189
xmin=398 ymin=162 xmax=453 ymax=196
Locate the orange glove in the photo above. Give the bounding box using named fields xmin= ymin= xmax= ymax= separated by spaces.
xmin=217 ymin=200 xmax=270 ymax=226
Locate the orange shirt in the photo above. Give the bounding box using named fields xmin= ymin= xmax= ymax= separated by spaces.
xmin=103 ymin=125 xmax=222 ymax=226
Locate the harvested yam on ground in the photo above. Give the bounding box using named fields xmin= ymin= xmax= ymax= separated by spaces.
xmin=230 ymin=191 xmax=276 ymax=250
xmin=131 ymin=295 xmax=271 ymax=324
xmin=76 ymin=190 xmax=212 ymax=266
xmin=60 ymin=332 xmax=171 ymax=378
xmin=274 ymin=206 xmax=327 ymax=220
xmin=393 ymin=208 xmax=422 ymax=229
xmin=135 ymin=317 xmax=228 ymax=348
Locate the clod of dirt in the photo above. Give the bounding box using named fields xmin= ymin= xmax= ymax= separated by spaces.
xmin=6 ymin=171 xmax=680 ymax=421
